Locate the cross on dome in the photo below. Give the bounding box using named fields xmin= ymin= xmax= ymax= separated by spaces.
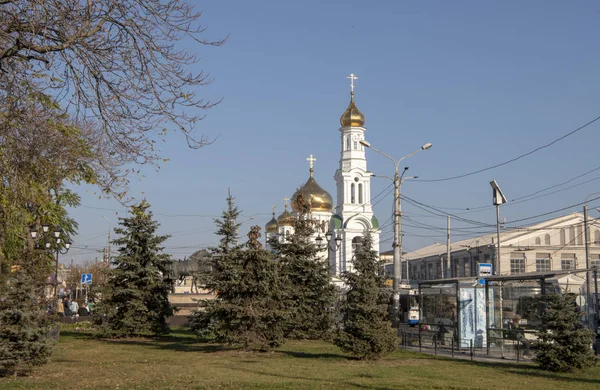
xmin=306 ymin=154 xmax=317 ymax=169
xmin=283 ymin=196 xmax=290 ymax=209
xmin=347 ymin=73 xmax=358 ymax=93
xmin=271 ymin=204 xmax=276 ymax=217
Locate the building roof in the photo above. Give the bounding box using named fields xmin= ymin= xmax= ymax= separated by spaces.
xmin=401 ymin=212 xmax=592 ymax=261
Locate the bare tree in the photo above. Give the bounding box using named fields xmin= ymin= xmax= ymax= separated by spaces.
xmin=0 ymin=0 xmax=225 ymax=171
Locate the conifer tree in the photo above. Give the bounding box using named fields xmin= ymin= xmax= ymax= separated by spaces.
xmin=269 ymin=195 xmax=336 ymax=340
xmin=96 ymin=200 xmax=173 ymax=336
xmin=188 ymin=190 xmax=242 ymax=335
xmin=0 ymin=270 xmax=54 ymax=376
xmin=334 ymin=233 xmax=397 ymax=360
xmin=213 ymin=190 xmax=243 ymax=257
xmin=202 ymin=226 xmax=286 ymax=350
xmin=533 ymin=292 xmax=597 ymax=372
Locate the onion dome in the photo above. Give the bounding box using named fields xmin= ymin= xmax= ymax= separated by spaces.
xmin=291 ymin=166 xmax=333 ymax=213
xmin=265 ymin=210 xmax=278 ymax=233
xmin=340 ymin=91 xmax=365 ymax=127
xmin=277 ymin=206 xmax=293 ymax=227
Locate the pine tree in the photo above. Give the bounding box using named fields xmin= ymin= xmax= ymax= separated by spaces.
xmin=213 ymin=189 xmax=243 ymax=257
xmin=96 ymin=200 xmax=173 ymax=336
xmin=533 ymin=292 xmax=597 ymax=372
xmin=0 ymin=270 xmax=55 ymax=376
xmin=269 ymin=195 xmax=336 ymax=340
xmin=334 ymin=233 xmax=397 ymax=360
xmin=207 ymin=226 xmax=287 ymax=350
xmin=188 ymin=190 xmax=243 ymax=336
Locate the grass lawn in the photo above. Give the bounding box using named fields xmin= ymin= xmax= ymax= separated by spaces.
xmin=1 ymin=328 xmax=598 ymax=389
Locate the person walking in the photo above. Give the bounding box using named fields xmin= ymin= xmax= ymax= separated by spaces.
xmin=64 ymin=298 xmax=72 ymax=317
xmin=69 ymin=299 xmax=79 ymax=318
xmin=57 ymin=299 xmax=65 ymax=316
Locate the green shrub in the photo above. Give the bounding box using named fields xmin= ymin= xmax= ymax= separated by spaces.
xmin=533 ymin=292 xmax=597 ymax=372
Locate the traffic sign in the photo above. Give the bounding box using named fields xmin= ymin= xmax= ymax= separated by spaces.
xmin=478 ymin=263 xmax=493 ymax=277
xmin=81 ymin=273 xmax=93 ymax=285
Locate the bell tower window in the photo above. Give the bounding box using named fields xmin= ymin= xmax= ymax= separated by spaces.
xmin=358 ymin=183 xmax=363 ymax=204
xmin=351 ymin=183 xmax=355 ymax=203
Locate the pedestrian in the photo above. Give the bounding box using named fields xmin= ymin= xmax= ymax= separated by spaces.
xmin=86 ymin=299 xmax=95 ymax=314
xmin=57 ymin=299 xmax=65 ymax=316
xmin=64 ymin=298 xmax=72 ymax=317
xmin=69 ymin=299 xmax=79 ymax=318
xmin=511 ymin=315 xmax=531 ymax=358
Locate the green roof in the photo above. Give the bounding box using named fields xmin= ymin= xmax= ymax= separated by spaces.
xmin=331 ymin=214 xmax=343 ymax=229
xmin=371 ymin=215 xmax=380 ymax=229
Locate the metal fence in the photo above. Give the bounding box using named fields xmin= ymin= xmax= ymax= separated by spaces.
xmin=398 ymin=324 xmax=533 ymax=363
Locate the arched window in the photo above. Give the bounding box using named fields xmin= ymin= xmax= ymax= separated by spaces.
xmin=560 ymin=229 xmax=566 ymax=245
xmin=544 ymin=234 xmax=551 ymax=245
xmin=354 ymin=140 xmax=358 ymax=150
xmin=346 ymin=136 xmax=351 ymax=151
xmin=569 ymin=226 xmax=575 ymax=244
xmin=350 ymin=183 xmax=355 ymax=203
xmin=595 ymin=230 xmax=600 ymax=246
xmin=358 ymin=183 xmax=363 ymax=204
xmin=535 ymin=237 xmax=541 ymax=245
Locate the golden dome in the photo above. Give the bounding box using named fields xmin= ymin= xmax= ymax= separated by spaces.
xmin=291 ymin=168 xmax=333 ymax=213
xmin=277 ymin=208 xmax=293 ymax=227
xmin=265 ymin=211 xmax=278 ymax=233
xmin=340 ymin=92 xmax=365 ymax=127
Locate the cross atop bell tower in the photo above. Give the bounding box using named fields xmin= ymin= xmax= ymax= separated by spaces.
xmin=346 ymin=73 xmax=358 ymax=93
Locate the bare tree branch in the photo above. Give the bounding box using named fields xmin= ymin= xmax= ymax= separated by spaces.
xmin=1 ymin=0 xmax=225 ymax=172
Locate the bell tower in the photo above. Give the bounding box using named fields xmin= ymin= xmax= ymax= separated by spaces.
xmin=330 ymin=74 xmax=380 ymax=275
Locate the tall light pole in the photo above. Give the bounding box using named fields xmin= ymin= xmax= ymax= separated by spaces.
xmin=584 ymin=192 xmax=600 ymax=328
xmin=30 ymin=225 xmax=71 ymax=305
xmin=360 ymin=140 xmax=432 ymax=327
xmin=316 ymin=231 xmax=343 ymax=274
xmin=101 ymin=215 xmax=111 ymax=264
xmin=490 ymin=181 xmax=507 ymax=276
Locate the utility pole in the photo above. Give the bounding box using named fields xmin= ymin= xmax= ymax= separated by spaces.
xmin=360 ymin=139 xmax=432 ymax=331
xmin=584 ymin=205 xmax=592 ymax=329
xmin=392 ymin=165 xmax=402 ymax=323
xmin=102 ymin=215 xmax=111 ymax=264
xmin=445 ymin=216 xmax=450 ymax=278
xmin=107 ymin=228 xmax=111 ymax=264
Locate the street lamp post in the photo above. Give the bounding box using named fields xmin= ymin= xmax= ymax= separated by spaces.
xmin=316 ymin=231 xmax=342 ymax=274
xmin=30 ymin=225 xmax=71 ymax=301
xmin=360 ymin=140 xmax=432 ymax=328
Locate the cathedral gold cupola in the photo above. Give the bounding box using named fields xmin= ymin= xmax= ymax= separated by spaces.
xmin=340 ymin=73 xmax=365 ymax=128
xmin=291 ymin=154 xmax=333 ymax=213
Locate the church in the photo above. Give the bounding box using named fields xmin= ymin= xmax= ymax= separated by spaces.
xmin=264 ymin=74 xmax=381 ymax=277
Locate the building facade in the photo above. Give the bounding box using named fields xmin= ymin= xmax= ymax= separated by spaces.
xmin=397 ymin=212 xmax=600 ymax=282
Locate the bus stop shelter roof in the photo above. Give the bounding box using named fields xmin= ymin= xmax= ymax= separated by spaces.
xmin=418 ymin=268 xmax=592 ymax=287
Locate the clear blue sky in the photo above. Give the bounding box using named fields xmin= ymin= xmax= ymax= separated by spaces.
xmin=67 ymin=0 xmax=600 ymax=264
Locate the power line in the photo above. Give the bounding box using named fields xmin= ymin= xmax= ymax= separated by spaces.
xmin=418 ymin=114 xmax=600 ymax=183
xmin=508 ymin=195 xmax=600 ymax=225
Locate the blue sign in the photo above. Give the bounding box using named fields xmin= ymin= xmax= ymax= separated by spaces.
xmin=81 ymin=273 xmax=93 ymax=285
